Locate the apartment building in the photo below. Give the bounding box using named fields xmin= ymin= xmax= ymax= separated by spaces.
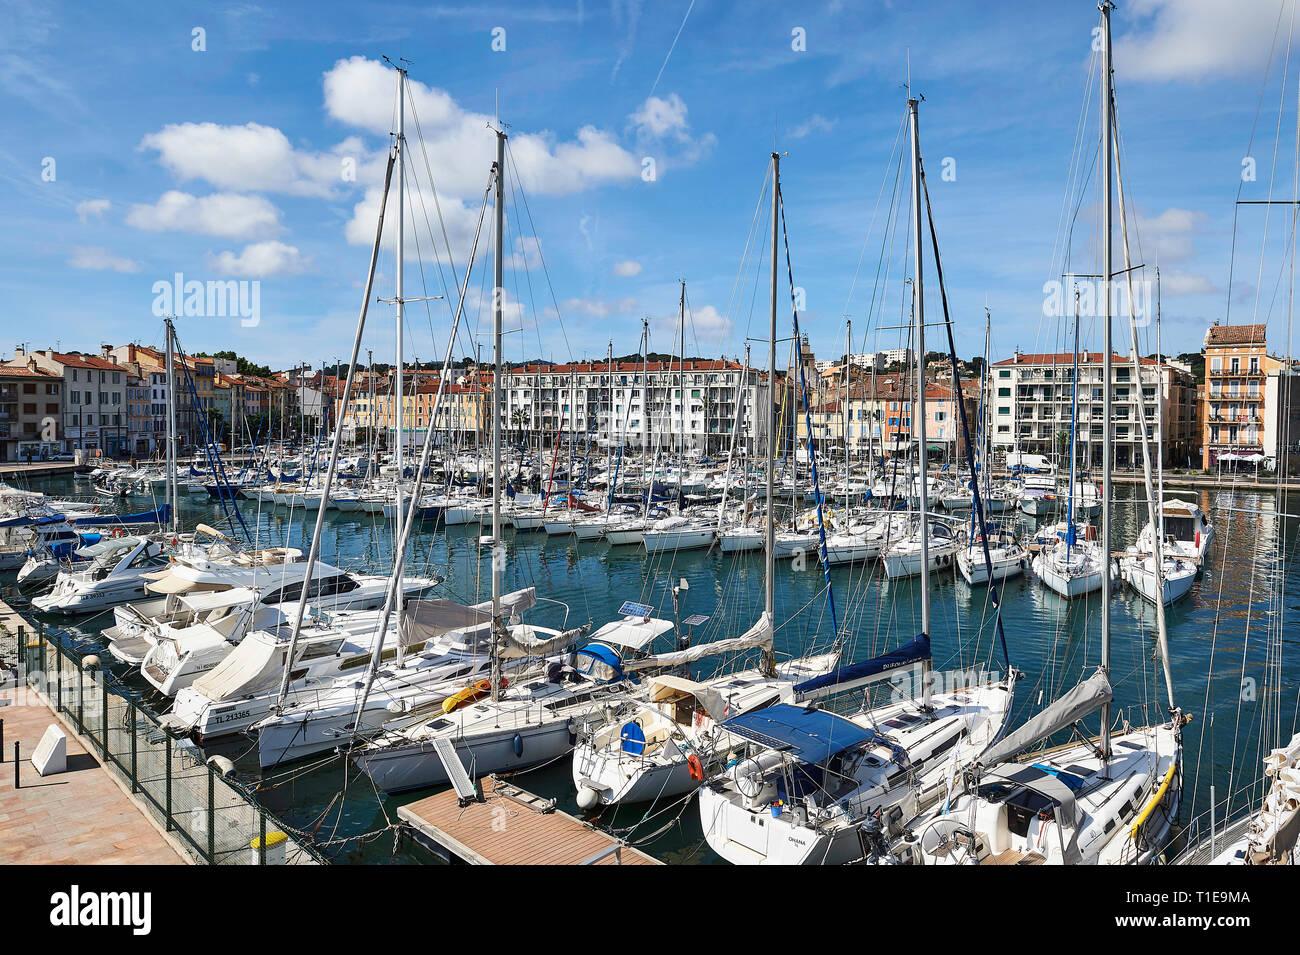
xmin=1201 ymin=323 xmax=1280 ymax=468
xmin=8 ymin=346 xmax=133 ymax=454
xmin=0 ymin=362 xmax=61 ymax=461
xmin=498 ymin=359 xmax=770 ymax=455
xmin=990 ymin=350 xmax=1196 ymax=468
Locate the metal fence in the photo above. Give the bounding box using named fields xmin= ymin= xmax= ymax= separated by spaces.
xmin=19 ymin=624 xmax=325 ymax=865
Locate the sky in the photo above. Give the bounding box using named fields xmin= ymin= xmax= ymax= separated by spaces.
xmin=5 ymin=0 xmax=1300 ymax=372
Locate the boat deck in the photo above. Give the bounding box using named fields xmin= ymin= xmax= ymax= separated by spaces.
xmin=397 ymin=777 xmax=661 ymax=865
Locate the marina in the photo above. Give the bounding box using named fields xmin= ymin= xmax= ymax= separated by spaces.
xmin=4 ymin=4 xmax=1300 ymax=919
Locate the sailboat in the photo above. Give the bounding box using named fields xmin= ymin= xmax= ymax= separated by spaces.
xmin=1030 ymin=290 xmax=1106 ymax=598
xmin=573 ymin=287 xmax=839 ymax=809
xmin=887 ymin=5 xmax=1183 ymax=865
xmin=642 ymin=283 xmax=716 ymax=554
xmin=699 ymin=115 xmax=1017 ymax=865
xmin=350 ymin=124 xmax=670 ymax=793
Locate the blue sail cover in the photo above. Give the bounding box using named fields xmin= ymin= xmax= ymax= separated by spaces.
xmin=69 ymin=504 xmax=171 ymax=527
xmin=793 ymin=634 xmax=931 ymax=698
xmin=724 ymin=703 xmax=874 ymax=765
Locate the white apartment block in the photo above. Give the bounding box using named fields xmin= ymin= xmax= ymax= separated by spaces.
xmin=498 ymin=359 xmax=770 ymax=454
xmin=989 ymin=350 xmax=1197 ymax=468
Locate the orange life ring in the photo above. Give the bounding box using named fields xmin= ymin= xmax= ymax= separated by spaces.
xmin=111 ymin=526 xmax=125 ymax=538
xmin=687 ymin=753 xmax=705 ymax=782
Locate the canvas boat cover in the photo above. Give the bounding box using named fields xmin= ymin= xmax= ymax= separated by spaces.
xmin=192 ymin=630 xmax=283 ymax=702
xmin=397 ymin=587 xmax=538 ymax=649
xmin=622 ymin=612 xmax=771 ymax=671
xmin=648 ymin=674 xmax=726 ymax=722
xmin=793 ymin=633 xmax=930 ymax=701
xmin=588 ymin=615 xmax=676 ymax=653
xmin=724 ymin=702 xmax=874 ymax=765
xmin=978 ymin=669 xmax=1112 ymax=769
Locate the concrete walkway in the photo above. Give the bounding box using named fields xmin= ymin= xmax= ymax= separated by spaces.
xmin=0 ymin=691 xmax=185 ymax=865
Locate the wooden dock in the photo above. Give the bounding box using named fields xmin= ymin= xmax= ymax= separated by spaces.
xmin=397 ymin=777 xmax=661 ymax=865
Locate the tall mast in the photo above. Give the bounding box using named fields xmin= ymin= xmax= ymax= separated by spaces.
xmin=1067 ymin=287 xmax=1080 ymax=561
xmin=165 ymin=317 xmax=177 ymax=531
xmin=1156 ymin=269 xmax=1164 ymax=534
xmin=640 ymin=318 xmax=653 ymax=512
xmin=1100 ymin=0 xmax=1114 ymax=759
xmin=763 ymin=153 xmax=779 ymax=677
xmin=606 ymin=338 xmax=613 ymax=505
xmin=395 ymin=65 xmax=407 ymax=525
xmin=489 ymin=126 xmax=506 ymax=702
xmin=909 ymin=96 xmax=932 ymax=709
xmin=678 ymin=280 xmax=686 ymax=510
xmin=844 ymin=318 xmax=851 ymax=513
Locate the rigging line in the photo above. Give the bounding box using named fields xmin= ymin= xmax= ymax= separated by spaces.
xmin=1226 ymin=0 xmax=1290 ymax=323
xmin=861 ymin=128 xmax=909 ymax=349
xmin=1050 ymin=47 xmax=1100 ymax=285
xmin=504 ymin=142 xmax=578 ymax=362
xmin=725 ymin=163 xmax=772 ymax=346
xmin=1251 ymin=5 xmax=1296 ymax=329
xmin=403 ymin=73 xmax=461 ymax=311
xmin=779 ymin=191 xmax=841 ymax=642
xmin=843 ymin=112 xmax=910 ymax=322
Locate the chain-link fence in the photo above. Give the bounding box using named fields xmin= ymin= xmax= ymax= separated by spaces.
xmin=19 ymin=624 xmax=324 ymax=865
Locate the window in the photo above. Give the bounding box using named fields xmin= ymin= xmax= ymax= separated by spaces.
xmin=998 ymin=370 xmax=1010 ymax=378
xmin=997 ymin=387 xmax=1010 ymax=397
xmin=998 ymin=406 xmax=1010 ymax=415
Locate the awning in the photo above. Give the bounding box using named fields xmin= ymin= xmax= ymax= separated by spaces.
xmin=647 ymin=674 xmax=726 ymax=722
xmin=723 ymin=702 xmax=873 ymax=765
xmin=588 ymin=615 xmax=675 ymax=652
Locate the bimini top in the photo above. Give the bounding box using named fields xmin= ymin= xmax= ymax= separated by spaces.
xmin=587 ymin=615 xmax=674 ymax=652
xmin=724 ymin=703 xmax=874 ymax=765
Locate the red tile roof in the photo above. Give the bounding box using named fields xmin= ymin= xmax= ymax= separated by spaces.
xmin=994 ymin=351 xmax=1158 ymax=366
xmin=1204 ymin=323 xmax=1266 ymax=347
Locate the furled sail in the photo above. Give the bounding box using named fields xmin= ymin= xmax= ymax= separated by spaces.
xmin=497 ymin=623 xmax=590 ymax=659
xmin=622 ymin=612 xmax=773 ymax=672
xmin=977 ymin=669 xmax=1112 ymax=768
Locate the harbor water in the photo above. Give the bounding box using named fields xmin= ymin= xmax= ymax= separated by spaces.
xmin=4 ymin=473 xmax=1296 ymax=864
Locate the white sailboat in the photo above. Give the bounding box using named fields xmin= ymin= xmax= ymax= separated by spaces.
xmin=887 ymin=7 xmax=1183 ymax=865
xmin=698 ymin=121 xmax=1018 ymax=865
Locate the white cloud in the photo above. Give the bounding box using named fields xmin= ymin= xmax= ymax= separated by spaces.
xmin=1137 ymin=206 xmax=1207 ymax=264
xmin=75 ymin=198 xmax=110 ymax=222
xmin=324 ymin=56 xmax=639 ymax=199
xmin=613 ymin=260 xmax=642 ymax=277
xmin=126 ymin=190 xmax=281 ymax=240
xmin=1158 ymin=269 xmax=1218 ymax=297
xmin=788 ymin=114 xmax=836 ymax=140
xmin=628 ymin=92 xmax=717 ymax=169
xmin=649 ymin=301 xmax=731 ymax=344
xmin=1114 ymin=0 xmax=1288 ymax=81
xmin=139 ymin=122 xmax=364 ymax=198
xmin=690 ymin=304 xmax=730 ymax=341
xmin=68 ymin=245 xmax=140 ymax=273
xmin=210 ymin=240 xmax=310 ymax=277
xmin=561 ymin=296 xmax=639 ymax=319
xmin=630 ymin=94 xmax=690 ymax=139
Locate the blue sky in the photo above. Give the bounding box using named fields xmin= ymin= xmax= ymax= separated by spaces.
xmin=4 ymin=0 xmax=1299 ymax=371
